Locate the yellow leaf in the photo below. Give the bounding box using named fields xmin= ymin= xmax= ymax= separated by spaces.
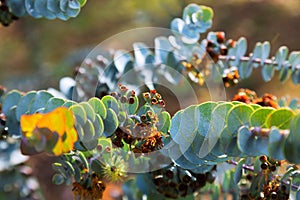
xmin=20 ymin=107 xmax=78 ymax=156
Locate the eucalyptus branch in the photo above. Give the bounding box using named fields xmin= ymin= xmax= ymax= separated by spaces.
xmin=227 ymin=160 xmax=300 ymax=191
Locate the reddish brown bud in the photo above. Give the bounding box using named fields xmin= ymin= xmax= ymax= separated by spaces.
xmin=216 ymin=32 xmax=225 ymax=43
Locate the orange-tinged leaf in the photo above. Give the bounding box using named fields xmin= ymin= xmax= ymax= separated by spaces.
xmin=20 ymin=114 xmax=43 ymax=137
xmin=36 ymin=107 xmax=67 ymax=136
xmin=20 ymin=107 xmax=78 ymax=156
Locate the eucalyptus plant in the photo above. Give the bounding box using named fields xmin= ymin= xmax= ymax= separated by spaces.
xmin=1 ymin=2 xmax=300 ymax=200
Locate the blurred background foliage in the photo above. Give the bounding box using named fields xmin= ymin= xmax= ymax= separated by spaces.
xmin=1 ymin=0 xmax=300 ymax=99
xmin=1 ymin=1 xmax=300 ymax=198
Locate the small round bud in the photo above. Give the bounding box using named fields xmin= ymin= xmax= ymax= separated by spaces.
xmin=159 ymin=100 xmax=165 ymax=107
xmin=259 ymin=155 xmax=267 ymax=162
xmin=261 ymin=162 xmax=268 ymax=170
xmin=151 ymin=98 xmax=158 ymax=105
xmin=128 ymin=97 xmax=135 ymax=104
xmin=120 ymin=96 xmax=128 ymax=103
xmin=269 ymin=165 xmax=277 ymax=172
xmin=216 ymin=32 xmax=225 ymax=43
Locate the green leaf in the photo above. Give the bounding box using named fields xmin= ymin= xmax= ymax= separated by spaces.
xmin=279 ymin=64 xmax=292 ymax=83
xmin=6 ymin=106 xmax=21 ymax=137
xmin=238 ymin=59 xmax=253 ymax=79
xmin=78 ymin=0 xmax=87 ymax=7
xmin=102 ymin=95 xmax=119 ymax=114
xmin=265 ymin=108 xmax=294 ymax=129
xmin=252 ymin=42 xmax=262 ymax=68
xmin=233 ymin=158 xmax=245 ymax=184
xmin=69 ymin=104 xmax=87 ymax=125
xmin=127 ymin=95 xmax=139 ymax=115
xmin=52 ymin=173 xmax=65 ymax=185
xmin=226 ymin=104 xmax=254 ymax=134
xmin=78 ymin=151 xmax=89 ymax=169
xmin=79 ymin=102 xmax=96 ymax=122
xmin=261 ymin=41 xmax=270 ymax=65
xmin=93 ymin=114 xmax=104 ymax=139
xmin=250 ymin=107 xmax=275 ymax=127
xmin=237 ymin=126 xmax=269 ymax=156
xmin=268 ymin=128 xmax=286 ymax=160
xmin=29 ymin=91 xmax=53 ymax=114
xmin=200 ymin=5 xmax=213 ymax=21
xmin=2 ymin=90 xmax=22 ymax=115
xmin=97 ymin=138 xmax=112 ymax=160
xmin=102 ymin=108 xmax=118 ymax=137
xmin=44 ymin=97 xmax=65 ymax=113
xmin=157 ymin=111 xmax=171 ymax=133
xmin=284 ymin=114 xmax=300 ymax=164
xmin=88 ymin=97 xmax=107 ymax=119
xmin=288 ymin=51 xmax=300 ymax=71
xmin=275 ymin=46 xmax=289 ymax=70
xmin=262 ymin=63 xmax=275 ymax=82
xmin=82 ymin=119 xmax=95 ymax=144
xmin=15 ymin=91 xmax=36 ymax=121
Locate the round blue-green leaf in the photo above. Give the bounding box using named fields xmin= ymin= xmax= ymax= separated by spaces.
xmin=25 ymin=0 xmax=42 ymax=18
xmin=102 ymin=95 xmax=119 ymax=114
xmin=183 ymin=4 xmax=200 ymax=23
xmin=34 ymin=0 xmax=56 ymax=19
xmin=15 ymin=91 xmax=36 ymax=120
xmin=177 ymin=105 xmax=198 ymax=154
xmin=262 ymin=63 xmax=275 ymax=82
xmin=2 ymin=90 xmax=22 ymax=115
xmin=170 ymin=110 xmax=182 ymax=142
xmin=47 ymin=0 xmax=60 ymax=13
xmin=69 ymin=104 xmax=87 ymax=125
xmin=82 ymin=119 xmax=95 ymax=144
xmin=284 ymin=114 xmax=300 ymax=164
xmin=65 ymin=7 xmax=80 ymax=18
xmin=102 ymin=108 xmax=118 ymax=137
xmin=68 ymin=0 xmax=80 ymax=9
xmin=274 ymin=46 xmax=288 ymax=70
xmin=265 ymin=108 xmax=294 ymax=129
xmin=88 ymin=97 xmax=106 ymax=119
xmin=199 ymin=5 xmax=213 ymax=22
xmin=62 ymin=100 xmax=76 ymax=108
xmin=237 ymin=126 xmax=269 ymax=156
xmin=74 ymin=123 xmax=84 ymax=143
xmin=59 ymin=0 xmax=68 ymax=12
xmin=233 ymin=158 xmax=245 ymax=184
xmin=127 ymin=95 xmax=139 ymax=115
xmin=157 ymin=111 xmax=171 ymax=133
xmin=93 ymin=114 xmax=104 ymax=139
xmin=78 ymin=0 xmax=87 ymax=6
xmin=52 ymin=173 xmax=65 ymax=185
xmin=7 ymin=0 xmax=26 ymax=17
xmin=226 ymin=104 xmax=254 ymax=135
xmin=29 ymin=91 xmax=53 ymax=114
xmin=250 ymin=107 xmax=275 ymax=127
xmin=6 ymin=106 xmax=21 ymax=137
xmin=79 ymin=102 xmax=96 ymax=122
xmin=260 ymin=41 xmax=270 ymax=66
xmin=44 ymin=97 xmax=65 ymax=113
xmin=252 ymin=42 xmax=262 ymax=68
xmin=268 ymin=128 xmax=286 ymax=160
xmin=279 ymin=64 xmax=292 ymax=83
